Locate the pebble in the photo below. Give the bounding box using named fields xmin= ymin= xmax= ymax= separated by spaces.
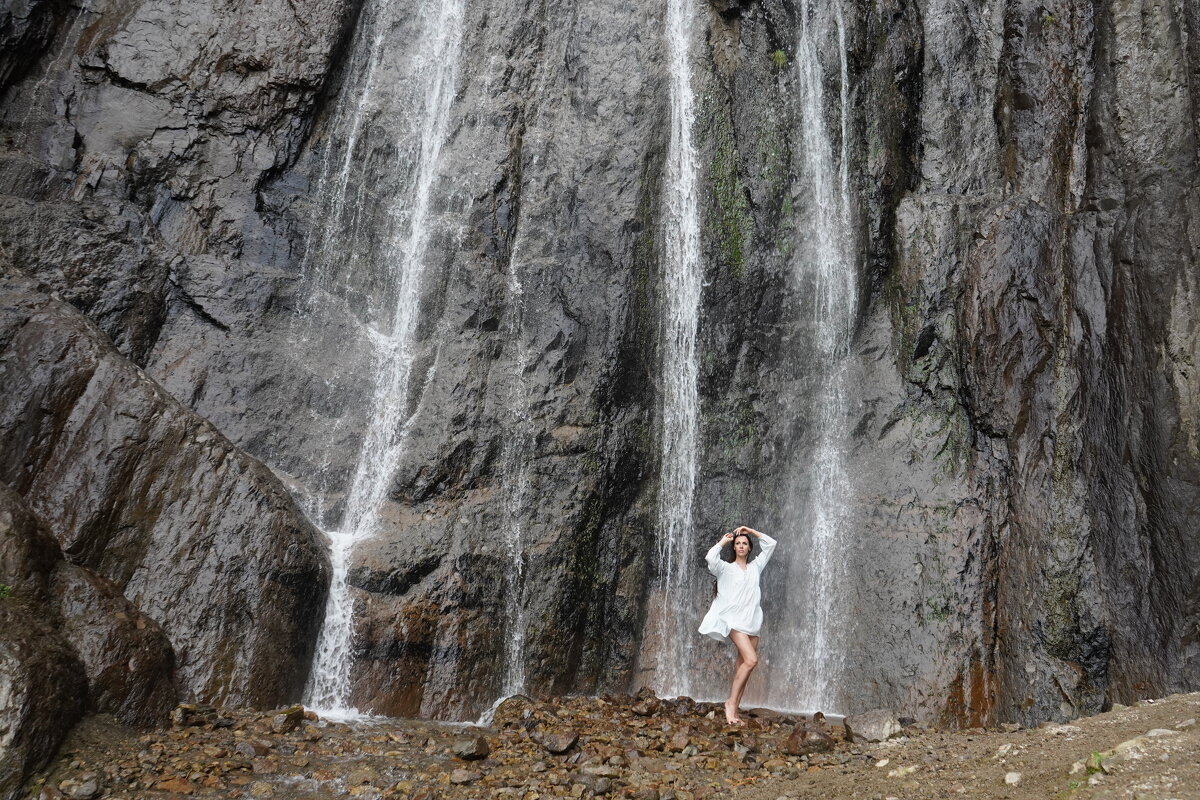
xmin=1004 ymin=771 xmax=1021 ymax=785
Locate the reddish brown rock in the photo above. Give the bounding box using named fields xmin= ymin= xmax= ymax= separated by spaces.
xmin=782 ymin=725 xmax=835 ymax=756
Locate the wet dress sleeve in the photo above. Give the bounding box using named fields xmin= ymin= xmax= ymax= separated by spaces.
xmin=754 ymin=533 xmax=777 ymax=570
xmin=705 ymin=543 xmax=725 ymax=577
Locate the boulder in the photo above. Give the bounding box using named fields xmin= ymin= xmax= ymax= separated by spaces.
xmin=50 ymin=563 xmax=176 ymax=728
xmin=451 ymin=734 xmax=491 ymax=760
xmin=781 ymin=725 xmax=835 ymax=756
xmin=844 ymin=710 xmax=902 ymax=743
xmin=533 ymin=729 xmax=579 ymax=755
xmin=0 ymin=276 xmax=329 ymax=707
xmin=269 ymin=705 xmax=305 ymax=734
xmin=0 ymin=488 xmax=89 ymax=800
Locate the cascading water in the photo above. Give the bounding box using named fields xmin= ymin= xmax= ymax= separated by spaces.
xmin=499 ymin=253 xmax=533 ymax=697
xmin=298 ymin=0 xmax=466 ymax=718
xmin=650 ymin=0 xmax=704 ymax=699
xmin=767 ymin=0 xmax=857 ymax=713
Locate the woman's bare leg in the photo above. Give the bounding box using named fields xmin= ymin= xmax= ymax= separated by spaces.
xmin=734 ymin=635 xmax=759 ymax=711
xmin=726 ymin=631 xmax=759 ymax=724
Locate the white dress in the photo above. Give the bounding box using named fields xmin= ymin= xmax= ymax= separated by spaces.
xmin=698 ymin=533 xmax=778 ymax=641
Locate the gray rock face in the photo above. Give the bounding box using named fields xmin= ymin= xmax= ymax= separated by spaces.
xmin=50 ymin=562 xmax=177 ymax=728
xmin=0 ymin=274 xmax=329 ymax=707
xmin=0 ymin=0 xmax=1195 ymax=733
xmin=0 ymin=485 xmax=87 ymax=800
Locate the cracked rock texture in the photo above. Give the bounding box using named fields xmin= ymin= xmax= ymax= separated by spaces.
xmin=0 ymin=0 xmax=1196 ymax=740
xmin=0 ymin=273 xmax=329 ymax=713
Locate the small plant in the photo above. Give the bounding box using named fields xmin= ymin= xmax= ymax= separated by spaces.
xmin=0 ymin=584 xmax=11 ymax=599
xmin=770 ymin=49 xmax=788 ymax=70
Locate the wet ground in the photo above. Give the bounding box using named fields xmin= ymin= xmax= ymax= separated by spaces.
xmin=31 ymin=691 xmax=1200 ymax=799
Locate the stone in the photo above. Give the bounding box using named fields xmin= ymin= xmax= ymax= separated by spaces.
xmin=633 ymin=698 xmax=661 ymax=716
xmin=347 ymin=766 xmax=379 ymax=786
xmin=844 ymin=710 xmax=902 ymax=743
xmin=1004 ymin=772 xmax=1021 ymax=786
xmin=534 ymin=730 xmax=579 ymax=755
xmin=449 ymin=768 xmax=481 ymax=785
xmin=67 ymin=779 xmax=99 ymax=800
xmin=451 ymin=734 xmax=491 ymax=760
xmin=270 ymin=706 xmax=305 ymax=734
xmin=235 ymin=740 xmax=272 ymax=758
xmin=155 ymin=777 xmax=195 ymax=794
xmin=249 ymin=782 xmax=274 ymax=798
xmin=782 ymin=726 xmax=835 ymax=756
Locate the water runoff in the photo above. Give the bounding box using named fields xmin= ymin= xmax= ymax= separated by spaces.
xmin=766 ymin=0 xmax=857 ymax=714
xmin=650 ymin=0 xmax=704 ymax=699
xmin=296 ymin=0 xmax=466 ymax=719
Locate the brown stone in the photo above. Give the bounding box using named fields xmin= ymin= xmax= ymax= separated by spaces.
xmin=451 ymin=733 xmax=491 ymax=760
xmin=534 ymin=729 xmax=580 ymax=754
xmin=270 ymin=705 xmax=305 ymax=734
xmin=782 ymin=725 xmax=835 ymax=756
xmin=155 ymin=777 xmax=196 ymax=794
xmin=449 ymin=768 xmax=481 ymax=785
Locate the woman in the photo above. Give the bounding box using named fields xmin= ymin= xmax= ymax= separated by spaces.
xmin=698 ymin=525 xmax=777 ymax=725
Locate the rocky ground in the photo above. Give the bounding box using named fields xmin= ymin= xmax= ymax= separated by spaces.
xmin=26 ymin=691 xmax=1200 ymax=800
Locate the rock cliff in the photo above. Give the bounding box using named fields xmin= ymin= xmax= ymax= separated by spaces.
xmin=0 ymin=0 xmax=1195 ymax=740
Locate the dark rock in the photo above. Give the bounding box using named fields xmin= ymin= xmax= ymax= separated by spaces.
xmin=533 ymin=729 xmax=579 ymax=755
xmin=50 ymin=563 xmax=176 ymax=728
xmin=0 ymin=0 xmax=1194 ymax=734
xmin=0 ymin=488 xmax=84 ymax=799
xmin=451 ymin=734 xmax=491 ymax=760
xmin=781 ymin=725 xmax=835 ymax=756
xmin=235 ymin=740 xmax=271 ymax=759
xmin=269 ymin=706 xmax=304 ymax=735
xmin=0 ymin=275 xmax=329 ymax=707
xmin=633 ymin=698 xmax=661 ymax=716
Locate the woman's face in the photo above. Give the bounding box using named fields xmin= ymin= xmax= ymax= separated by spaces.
xmin=733 ymin=534 xmax=751 ymax=558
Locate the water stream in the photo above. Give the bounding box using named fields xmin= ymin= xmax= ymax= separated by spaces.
xmin=499 ymin=247 xmax=534 ymax=698
xmin=767 ymin=0 xmax=857 ymax=714
xmin=299 ymin=0 xmax=467 ymax=718
xmin=650 ymin=0 xmax=704 ymax=699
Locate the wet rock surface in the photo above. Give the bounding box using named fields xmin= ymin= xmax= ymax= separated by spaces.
xmin=0 ymin=274 xmax=330 ymax=706
xmin=0 ymin=0 xmax=1195 ymax=735
xmin=24 ymin=692 xmax=1200 ymax=800
xmin=0 ymin=488 xmax=87 ymax=800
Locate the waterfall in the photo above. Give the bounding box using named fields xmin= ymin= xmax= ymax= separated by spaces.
xmin=651 ymin=0 xmax=703 ymax=698
xmin=500 ymin=252 xmax=533 ymax=697
xmin=299 ymin=0 xmax=466 ymax=718
xmin=769 ymin=0 xmax=857 ymax=713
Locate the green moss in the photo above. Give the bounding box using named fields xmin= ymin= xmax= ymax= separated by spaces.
xmin=770 ymin=49 xmax=788 ymax=70
xmin=702 ymin=94 xmax=753 ymax=279
xmin=0 ymin=584 xmax=10 ymax=599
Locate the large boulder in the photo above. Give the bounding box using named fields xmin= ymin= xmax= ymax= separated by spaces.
xmin=844 ymin=709 xmax=902 ymax=744
xmin=50 ymin=562 xmax=177 ymax=728
xmin=0 ymin=485 xmax=87 ymax=800
xmin=0 ymin=274 xmax=329 ymax=706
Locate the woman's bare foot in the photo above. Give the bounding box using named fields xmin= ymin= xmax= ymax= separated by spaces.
xmin=724 ymin=699 xmax=741 ymax=725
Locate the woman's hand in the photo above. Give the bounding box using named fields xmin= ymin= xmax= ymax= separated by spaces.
xmin=736 ymin=525 xmax=764 ymax=538
xmin=719 ymin=532 xmax=734 ymax=546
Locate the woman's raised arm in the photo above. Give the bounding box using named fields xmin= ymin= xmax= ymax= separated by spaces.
xmin=705 ymin=532 xmax=733 ymax=576
xmin=737 ymin=526 xmax=777 ymax=569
